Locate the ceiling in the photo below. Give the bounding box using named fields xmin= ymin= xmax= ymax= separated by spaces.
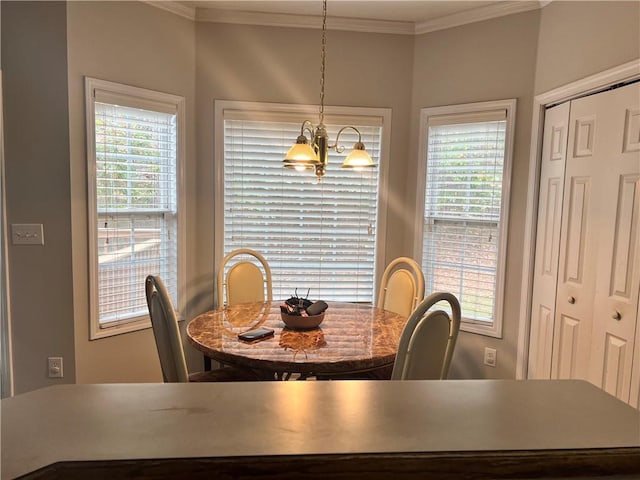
xmin=169 ymin=1 xmax=547 ymax=34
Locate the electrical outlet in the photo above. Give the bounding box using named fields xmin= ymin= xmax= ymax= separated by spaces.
xmin=48 ymin=357 xmax=63 ymax=378
xmin=483 ymin=347 xmax=497 ymax=367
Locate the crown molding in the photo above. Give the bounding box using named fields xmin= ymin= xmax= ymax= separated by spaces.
xmin=144 ymin=1 xmax=545 ymax=36
xmin=535 ymin=58 xmax=640 ymax=106
xmin=143 ymin=1 xmax=195 ymax=21
xmin=195 ymin=8 xmax=415 ymax=35
xmin=415 ymin=1 xmax=542 ymax=35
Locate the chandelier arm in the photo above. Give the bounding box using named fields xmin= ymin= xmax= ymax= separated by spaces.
xmin=300 ymin=119 xmax=315 ymax=138
xmin=330 ymin=125 xmax=363 ymax=153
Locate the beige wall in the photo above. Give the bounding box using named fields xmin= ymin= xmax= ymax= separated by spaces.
xmin=2 ymin=1 xmax=638 ymax=391
xmin=66 ymin=1 xmax=196 ymax=383
xmin=193 ymin=21 xmax=415 ymax=311
xmin=410 ymin=10 xmax=541 ymax=379
xmin=535 ymin=1 xmax=640 ymax=94
xmin=1 ymin=1 xmax=76 ymax=394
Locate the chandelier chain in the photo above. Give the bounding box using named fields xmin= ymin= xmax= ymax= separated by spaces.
xmin=319 ymin=0 xmax=327 ymax=125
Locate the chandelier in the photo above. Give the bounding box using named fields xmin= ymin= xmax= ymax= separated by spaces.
xmin=283 ymin=0 xmax=375 ymax=180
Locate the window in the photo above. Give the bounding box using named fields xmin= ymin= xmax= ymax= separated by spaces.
xmin=215 ymin=101 xmax=390 ymax=303
xmin=85 ymin=78 xmax=184 ymax=339
xmin=414 ymin=100 xmax=516 ymax=337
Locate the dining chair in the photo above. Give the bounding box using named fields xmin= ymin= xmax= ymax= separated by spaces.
xmin=377 ymin=257 xmax=425 ymax=317
xmin=217 ymin=248 xmax=273 ymax=307
xmin=145 ymin=275 xmax=260 ymax=382
xmin=391 ymin=291 xmax=461 ymax=381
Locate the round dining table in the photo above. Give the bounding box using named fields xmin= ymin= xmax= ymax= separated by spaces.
xmin=186 ymin=301 xmax=408 ymax=379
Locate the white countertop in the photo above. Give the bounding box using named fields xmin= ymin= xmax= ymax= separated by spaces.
xmin=1 ymin=379 xmax=639 ymax=479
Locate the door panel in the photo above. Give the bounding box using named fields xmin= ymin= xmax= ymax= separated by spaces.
xmin=610 ymin=175 xmax=639 ymax=299
xmin=602 ymin=333 xmax=627 ymax=398
xmin=556 ymin=314 xmax=580 ymax=379
xmin=632 ymin=309 xmax=640 ymax=407
xmin=528 ymin=103 xmax=569 ymax=379
xmin=553 ymin=160 xmax=596 ymax=380
xmin=563 ymin=177 xmax=591 ymax=285
xmin=623 ymin=107 xmax=640 ymax=153
xmin=626 ymin=104 xmax=640 ymax=409
xmin=586 ymin=83 xmax=640 ymax=403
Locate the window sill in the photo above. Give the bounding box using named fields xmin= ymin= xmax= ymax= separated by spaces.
xmin=90 ymin=316 xmax=152 ymax=340
xmin=460 ymin=321 xmax=502 ymax=339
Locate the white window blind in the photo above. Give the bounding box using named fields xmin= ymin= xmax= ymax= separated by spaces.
xmin=222 ymin=113 xmax=382 ymax=302
xmin=93 ymin=101 xmax=178 ymax=326
xmin=422 ymin=113 xmax=507 ymax=324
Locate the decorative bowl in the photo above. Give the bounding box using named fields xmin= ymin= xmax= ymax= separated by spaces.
xmin=280 ymin=311 xmax=325 ymax=330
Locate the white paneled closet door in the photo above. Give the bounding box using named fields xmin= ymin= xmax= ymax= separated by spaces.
xmin=528 ymin=102 xmax=570 ymax=379
xmin=551 ymin=92 xmax=602 ymax=382
xmin=530 ymin=81 xmax=640 ymax=407
xmin=554 ymin=83 xmax=640 ymax=403
xmin=582 ymin=84 xmax=639 ymax=404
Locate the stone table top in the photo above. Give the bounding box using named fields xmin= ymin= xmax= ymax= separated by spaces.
xmin=186 ymin=301 xmax=407 ymax=375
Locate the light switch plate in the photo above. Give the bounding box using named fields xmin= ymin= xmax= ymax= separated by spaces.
xmin=11 ymin=223 xmax=44 ymax=245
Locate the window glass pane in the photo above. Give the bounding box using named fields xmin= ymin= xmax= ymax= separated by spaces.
xmin=423 ymin=219 xmax=498 ymax=321
xmin=223 ymin=117 xmax=381 ymax=302
xmin=94 ymin=102 xmax=177 ymax=324
xmin=423 ymin=120 xmax=506 ymax=324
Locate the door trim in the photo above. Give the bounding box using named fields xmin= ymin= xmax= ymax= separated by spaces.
xmin=0 ymin=70 xmax=14 ymax=398
xmin=516 ymin=59 xmax=640 ymax=380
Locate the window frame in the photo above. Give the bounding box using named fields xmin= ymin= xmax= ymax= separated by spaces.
xmin=213 ymin=100 xmax=391 ymax=305
xmin=85 ymin=77 xmax=186 ymax=340
xmin=413 ymin=99 xmax=516 ymax=338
